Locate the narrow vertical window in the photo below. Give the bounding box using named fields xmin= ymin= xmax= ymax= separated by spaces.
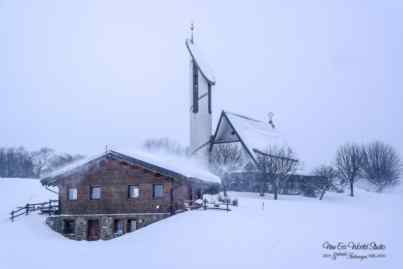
xmin=192 ymin=60 xmax=199 ymax=113
xmin=68 ymin=188 xmax=78 ymax=200
xmin=208 ymin=83 xmax=212 ymax=114
xmin=90 ymin=186 xmax=102 ymax=200
xmin=114 ymin=219 xmax=124 ymax=235
xmin=127 ymin=219 xmax=137 ymax=232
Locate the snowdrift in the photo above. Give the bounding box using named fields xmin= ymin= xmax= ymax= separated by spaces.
xmin=0 ymin=178 xmax=402 ymax=269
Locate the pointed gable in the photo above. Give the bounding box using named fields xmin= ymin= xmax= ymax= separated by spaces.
xmin=213 ymin=112 xmax=241 ymax=144
xmin=212 ymin=111 xmax=288 ymax=166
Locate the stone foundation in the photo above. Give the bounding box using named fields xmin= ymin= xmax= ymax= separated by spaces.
xmin=46 ymin=213 xmax=170 ymax=241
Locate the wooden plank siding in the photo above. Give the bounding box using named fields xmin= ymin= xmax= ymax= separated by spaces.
xmin=57 ymin=159 xmax=191 ymax=215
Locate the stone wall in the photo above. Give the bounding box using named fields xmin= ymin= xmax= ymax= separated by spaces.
xmin=46 ymin=213 xmax=170 ymax=241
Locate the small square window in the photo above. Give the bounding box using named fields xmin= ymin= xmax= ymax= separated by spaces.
xmin=153 ymin=184 xmax=164 ymax=199
xmin=90 ymin=186 xmax=101 ymax=200
xmin=128 ymin=185 xmax=140 ymax=198
xmin=68 ymin=188 xmax=77 ymax=200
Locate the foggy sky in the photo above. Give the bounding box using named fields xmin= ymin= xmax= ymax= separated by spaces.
xmin=1 ymin=0 xmax=402 ymax=171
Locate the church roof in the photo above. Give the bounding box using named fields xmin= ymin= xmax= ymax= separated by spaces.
xmin=212 ymin=111 xmax=288 ymax=165
xmin=40 ymin=150 xmax=220 ymax=186
xmin=185 ymin=39 xmax=216 ymax=85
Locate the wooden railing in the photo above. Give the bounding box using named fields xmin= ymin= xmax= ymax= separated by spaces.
xmin=10 ymin=199 xmax=59 ymax=222
xmin=202 ymin=198 xmax=237 ymax=212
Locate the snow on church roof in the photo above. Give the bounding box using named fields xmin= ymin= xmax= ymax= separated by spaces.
xmin=41 ymin=150 xmax=220 ymax=186
xmin=214 ymin=111 xmax=288 ymax=164
xmin=186 ymin=39 xmax=216 ymax=84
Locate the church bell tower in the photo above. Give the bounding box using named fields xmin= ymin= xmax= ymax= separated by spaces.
xmin=185 ymin=24 xmax=216 ymax=160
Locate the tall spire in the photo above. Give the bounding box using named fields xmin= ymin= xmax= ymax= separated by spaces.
xmin=190 ymin=22 xmax=194 ymax=44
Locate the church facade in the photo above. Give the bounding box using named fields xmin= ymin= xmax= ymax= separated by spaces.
xmin=187 ymin=29 xmax=322 ymax=197
xmin=186 ymin=27 xmax=290 ymax=171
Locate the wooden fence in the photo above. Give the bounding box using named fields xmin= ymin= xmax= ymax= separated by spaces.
xmin=202 ymin=199 xmax=232 ymax=211
xmin=10 ymin=199 xmax=59 ymax=222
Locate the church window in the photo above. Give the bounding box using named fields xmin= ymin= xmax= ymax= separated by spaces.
xmin=192 ymin=60 xmax=199 ymax=113
xmin=208 ymin=83 xmax=212 ymax=114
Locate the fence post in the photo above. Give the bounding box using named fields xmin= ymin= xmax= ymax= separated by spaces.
xmin=226 ymin=199 xmax=229 ymax=211
xmin=11 ymin=211 xmax=14 ymax=222
xmin=25 ymin=203 xmax=29 ymax=215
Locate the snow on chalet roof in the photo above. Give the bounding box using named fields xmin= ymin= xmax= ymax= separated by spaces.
xmin=185 ymin=39 xmax=216 ymax=84
xmin=40 ymin=150 xmax=220 ymax=186
xmin=215 ymin=111 xmax=288 ymax=164
xmin=117 ymin=150 xmax=220 ymax=183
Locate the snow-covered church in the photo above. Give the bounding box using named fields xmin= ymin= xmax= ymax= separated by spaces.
xmin=186 ymin=28 xmax=323 ymax=195
xmin=186 ymin=28 xmax=287 ymax=168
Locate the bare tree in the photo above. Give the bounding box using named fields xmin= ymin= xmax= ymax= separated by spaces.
xmin=32 ymin=147 xmax=85 ymax=177
xmin=32 ymin=147 xmax=56 ymax=177
xmin=255 ymin=146 xmax=298 ymax=200
xmin=210 ymin=143 xmax=243 ymax=196
xmin=312 ymin=165 xmax=338 ymax=200
xmin=362 ymin=141 xmax=401 ymax=192
xmin=335 ymin=143 xmax=364 ymax=197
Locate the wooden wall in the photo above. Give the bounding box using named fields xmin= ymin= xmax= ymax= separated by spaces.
xmin=57 ymin=159 xmax=193 ymax=215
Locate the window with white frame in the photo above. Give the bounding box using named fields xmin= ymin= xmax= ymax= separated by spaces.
xmin=68 ymin=188 xmax=78 ymax=200
xmin=153 ymin=184 xmax=164 ymax=199
xmin=90 ymin=186 xmax=102 ymax=200
xmin=128 ymin=185 xmax=140 ymax=198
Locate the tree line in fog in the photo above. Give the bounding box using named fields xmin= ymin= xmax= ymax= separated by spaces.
xmin=2 ymin=139 xmax=400 ymax=197
xmin=0 ymin=147 xmax=84 ymax=179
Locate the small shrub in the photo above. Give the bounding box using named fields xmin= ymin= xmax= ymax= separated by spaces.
xmin=204 ymin=184 xmax=220 ymax=195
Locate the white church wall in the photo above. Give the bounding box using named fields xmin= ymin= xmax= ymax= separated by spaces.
xmin=190 ymin=66 xmax=212 ymax=160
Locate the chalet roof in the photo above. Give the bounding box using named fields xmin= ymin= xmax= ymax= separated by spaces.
xmin=212 ymin=111 xmax=288 ymax=166
xmin=40 ymin=150 xmax=220 ymax=186
xmin=185 ymin=39 xmax=216 ymax=85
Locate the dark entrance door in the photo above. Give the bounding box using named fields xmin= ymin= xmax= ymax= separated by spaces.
xmin=87 ymin=220 xmax=100 ymax=240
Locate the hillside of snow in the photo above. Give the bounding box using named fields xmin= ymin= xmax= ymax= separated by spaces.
xmin=0 ymin=178 xmax=402 ymax=269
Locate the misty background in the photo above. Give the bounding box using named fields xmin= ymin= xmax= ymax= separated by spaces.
xmin=1 ymin=0 xmax=402 ymax=172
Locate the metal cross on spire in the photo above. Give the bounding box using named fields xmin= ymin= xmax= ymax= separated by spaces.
xmin=190 ymin=22 xmax=195 ymax=44
xmin=268 ymin=112 xmax=276 ymax=129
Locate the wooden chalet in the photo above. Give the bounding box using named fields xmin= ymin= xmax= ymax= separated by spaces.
xmin=40 ymin=150 xmax=219 ymax=241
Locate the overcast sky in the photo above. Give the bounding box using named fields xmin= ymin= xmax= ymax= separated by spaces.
xmin=1 ymin=0 xmax=402 ymax=171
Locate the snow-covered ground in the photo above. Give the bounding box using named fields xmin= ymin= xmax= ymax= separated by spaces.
xmin=0 ymin=178 xmax=402 ymax=269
